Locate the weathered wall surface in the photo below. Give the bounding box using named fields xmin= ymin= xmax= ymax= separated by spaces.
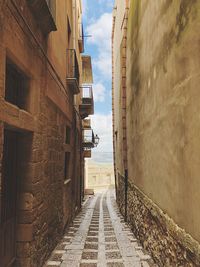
xmin=48 ymin=0 xmax=68 ymax=85
xmin=113 ymin=0 xmax=127 ymax=176
xmin=123 ymin=0 xmax=200 ymax=265
xmin=0 ymin=0 xmax=83 ymax=266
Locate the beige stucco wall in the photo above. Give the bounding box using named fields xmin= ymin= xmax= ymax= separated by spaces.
xmin=126 ymin=0 xmax=200 ymax=243
xmin=48 ymin=0 xmax=67 ymax=85
xmin=113 ymin=0 xmax=127 ymax=175
xmin=47 ymin=0 xmax=82 ymax=107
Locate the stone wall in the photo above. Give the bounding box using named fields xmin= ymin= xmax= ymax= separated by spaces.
xmin=0 ymin=1 xmax=83 ymax=266
xmin=0 ymin=122 xmax=3 ymax=208
xmin=124 ymin=176 xmax=200 ymax=266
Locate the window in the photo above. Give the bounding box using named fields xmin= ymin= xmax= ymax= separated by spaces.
xmin=5 ymin=59 xmax=30 ymax=111
xmin=46 ymin=0 xmax=56 ymax=23
xmin=64 ymin=152 xmax=70 ymax=181
xmin=65 ymin=126 xmax=71 ymax=144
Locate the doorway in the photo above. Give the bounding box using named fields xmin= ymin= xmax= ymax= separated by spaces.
xmin=0 ymin=129 xmax=19 ymax=266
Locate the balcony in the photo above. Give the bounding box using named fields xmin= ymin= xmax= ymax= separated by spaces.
xmin=83 ymin=129 xmax=95 ymax=149
xmin=79 ymin=85 xmax=94 ymax=119
xmin=82 ymin=128 xmax=99 ymax=158
xmin=82 ymin=129 xmax=100 ymax=149
xmin=66 ymin=49 xmax=80 ymax=94
xmin=28 ymin=0 xmax=57 ymax=34
xmin=78 ymin=24 xmax=84 ymax=53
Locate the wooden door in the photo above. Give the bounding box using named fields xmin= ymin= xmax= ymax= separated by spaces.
xmin=0 ymin=130 xmax=18 ymax=267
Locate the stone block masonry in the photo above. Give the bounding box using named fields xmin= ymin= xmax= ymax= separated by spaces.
xmin=0 ymin=122 xmax=3 ymax=193
xmin=117 ymin=175 xmax=200 ymax=266
xmin=0 ymin=1 xmax=83 ymax=266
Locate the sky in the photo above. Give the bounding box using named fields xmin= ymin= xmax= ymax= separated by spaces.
xmin=82 ymin=0 xmax=114 ymax=163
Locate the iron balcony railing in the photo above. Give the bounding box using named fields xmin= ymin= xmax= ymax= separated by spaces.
xmin=79 ymin=85 xmax=94 ymax=118
xmin=81 ymin=85 xmax=93 ymax=105
xmin=66 ymin=49 xmax=80 ymax=93
xmin=82 ymin=129 xmax=99 ymax=148
xmin=83 ymin=129 xmax=95 ymax=148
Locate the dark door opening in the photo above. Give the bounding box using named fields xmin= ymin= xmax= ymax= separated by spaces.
xmin=0 ymin=129 xmax=19 ymax=267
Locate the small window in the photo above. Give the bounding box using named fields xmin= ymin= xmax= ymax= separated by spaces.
xmin=65 ymin=126 xmax=71 ymax=144
xmin=5 ymin=59 xmax=30 ymax=111
xmin=64 ymin=152 xmax=70 ymax=181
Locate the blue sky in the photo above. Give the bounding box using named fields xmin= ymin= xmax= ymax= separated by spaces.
xmin=82 ymin=0 xmax=114 ymax=163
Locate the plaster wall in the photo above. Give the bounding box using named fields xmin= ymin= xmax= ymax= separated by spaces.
xmin=126 ymin=0 xmax=200 ymax=243
xmin=48 ymin=0 xmax=68 ymax=86
xmin=113 ymin=0 xmax=127 ymax=175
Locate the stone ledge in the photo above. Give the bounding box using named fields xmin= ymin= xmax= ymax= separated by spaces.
xmin=0 ymin=100 xmax=35 ymax=132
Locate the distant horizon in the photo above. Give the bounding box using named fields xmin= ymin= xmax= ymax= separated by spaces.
xmin=87 ymin=152 xmax=113 ymax=164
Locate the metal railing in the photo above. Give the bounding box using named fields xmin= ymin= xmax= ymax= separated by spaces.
xmin=82 ymin=129 xmax=99 ymax=149
xmin=81 ymin=85 xmax=93 ymax=105
xmin=83 ymin=129 xmax=95 ymax=148
xmin=66 ymin=49 xmax=80 ymax=84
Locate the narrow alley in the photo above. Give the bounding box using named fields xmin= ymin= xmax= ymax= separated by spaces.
xmin=1 ymin=0 xmax=200 ymax=266
xmin=45 ymin=190 xmax=156 ymax=267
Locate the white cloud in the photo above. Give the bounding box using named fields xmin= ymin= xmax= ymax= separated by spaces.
xmin=86 ymin=13 xmax=112 ymax=53
xmin=86 ymin=13 xmax=112 ymax=78
xmin=93 ymin=51 xmax=112 ymax=77
xmin=90 ymin=113 xmax=113 ymax=162
xmin=93 ymin=83 xmax=106 ymax=102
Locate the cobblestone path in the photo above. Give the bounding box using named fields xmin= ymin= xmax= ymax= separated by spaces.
xmin=44 ymin=190 xmax=157 ymax=267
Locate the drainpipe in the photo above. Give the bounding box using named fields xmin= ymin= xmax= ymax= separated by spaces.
xmin=72 ymin=0 xmax=76 ymax=50
xmin=124 ymin=169 xmax=128 ymax=222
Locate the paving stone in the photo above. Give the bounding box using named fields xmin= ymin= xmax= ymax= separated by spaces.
xmin=141 ymin=261 xmax=150 ymax=267
xmin=106 ymin=251 xmax=122 ymax=260
xmin=84 ymin=242 xmax=99 ymax=250
xmin=105 ymin=237 xmax=117 ymax=242
xmin=105 ymin=243 xmax=119 ymax=250
xmin=82 ymin=251 xmax=98 ymax=260
xmin=86 ymin=237 xmax=99 ymax=242
xmin=44 ymin=191 xmax=156 ymax=267
xmin=80 ymin=263 xmax=97 ymax=267
xmin=106 ymin=263 xmax=124 ymax=267
xmin=46 ymin=261 xmax=61 ymax=266
xmin=88 ymin=231 xmax=99 ymax=236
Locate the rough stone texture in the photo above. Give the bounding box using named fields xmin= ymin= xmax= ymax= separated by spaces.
xmin=44 ymin=190 xmax=156 ymax=267
xmin=0 ymin=1 xmax=83 ymax=266
xmin=117 ymin=175 xmax=200 ymax=266
xmin=0 ymin=122 xmax=3 ymax=201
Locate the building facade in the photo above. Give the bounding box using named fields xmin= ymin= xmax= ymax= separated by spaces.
xmin=113 ymin=0 xmax=200 ymax=266
xmin=85 ymin=160 xmax=115 ymax=192
xmin=0 ymin=0 xmax=94 ymax=266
